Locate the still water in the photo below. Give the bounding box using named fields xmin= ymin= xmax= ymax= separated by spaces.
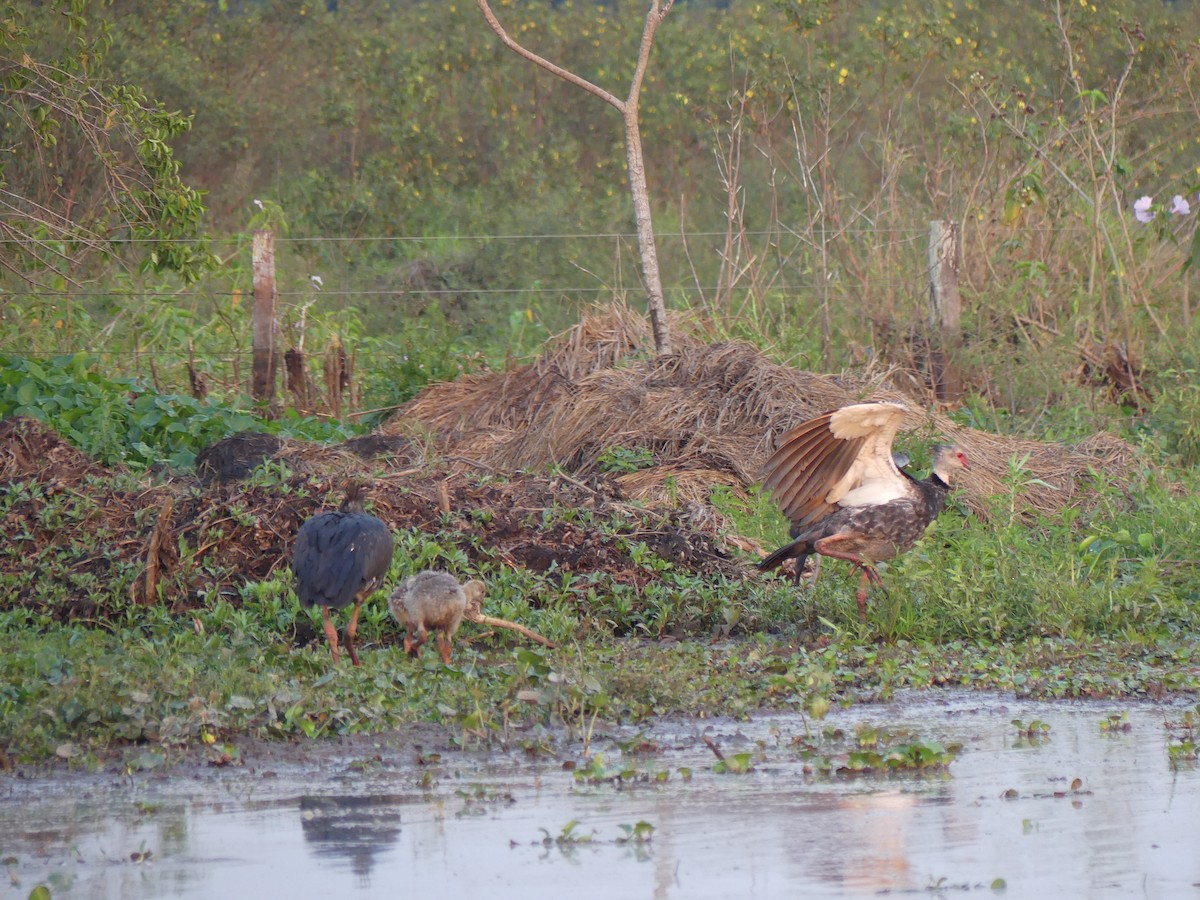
xmin=3 ymin=691 xmax=1198 ymax=899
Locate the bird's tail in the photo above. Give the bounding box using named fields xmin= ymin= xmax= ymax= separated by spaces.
xmin=758 ymin=539 xmax=808 ymax=573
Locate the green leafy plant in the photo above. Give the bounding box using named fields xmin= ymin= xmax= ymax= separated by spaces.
xmin=712 ymin=751 xmax=754 ymax=775
xmin=616 ymin=821 xmax=655 ymax=844
xmin=539 ymin=819 xmax=594 ymax=847
xmin=1012 ymin=719 xmax=1052 ymax=744
xmin=597 ymin=446 xmax=656 ymax=475
xmin=0 ymin=353 xmax=364 ymax=469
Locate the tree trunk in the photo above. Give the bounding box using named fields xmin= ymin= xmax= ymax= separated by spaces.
xmin=623 ymin=110 xmax=672 ymax=355
xmin=473 ymin=0 xmax=675 ymax=356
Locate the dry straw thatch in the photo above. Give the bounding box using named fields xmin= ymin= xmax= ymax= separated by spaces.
xmin=388 ymin=305 xmax=1138 ymax=519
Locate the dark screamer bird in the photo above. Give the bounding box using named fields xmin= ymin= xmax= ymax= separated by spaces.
xmin=758 ymin=401 xmax=968 ymax=621
xmin=293 ymin=482 xmax=394 ymax=666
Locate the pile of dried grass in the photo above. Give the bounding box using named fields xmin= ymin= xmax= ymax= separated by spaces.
xmin=387 ymin=305 xmax=1138 ymax=518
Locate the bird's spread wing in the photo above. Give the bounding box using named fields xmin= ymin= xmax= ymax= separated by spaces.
xmin=762 ymin=402 xmax=911 ymax=527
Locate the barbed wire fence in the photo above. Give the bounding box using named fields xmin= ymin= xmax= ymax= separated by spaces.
xmin=0 ymin=219 xmax=1108 ymax=419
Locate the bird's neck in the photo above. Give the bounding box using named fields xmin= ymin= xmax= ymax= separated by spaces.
xmin=919 ymin=473 xmax=952 ymax=517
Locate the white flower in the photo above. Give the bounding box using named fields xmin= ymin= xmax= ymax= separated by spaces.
xmin=1133 ymin=196 xmax=1155 ymax=223
xmin=1170 ymin=194 xmax=1192 ymax=216
xmin=309 ymin=274 xmax=323 ymax=290
xmin=253 ymin=199 xmax=264 ymax=211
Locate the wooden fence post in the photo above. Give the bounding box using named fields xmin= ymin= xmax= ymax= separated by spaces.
xmin=928 ymin=219 xmax=962 ymax=403
xmin=251 ymin=230 xmax=278 ymax=404
xmin=284 ymin=347 xmax=309 ymax=411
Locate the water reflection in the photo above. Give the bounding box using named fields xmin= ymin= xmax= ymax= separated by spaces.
xmin=298 ymin=795 xmax=403 ymax=887
xmin=2 ymin=692 xmax=1199 ymax=898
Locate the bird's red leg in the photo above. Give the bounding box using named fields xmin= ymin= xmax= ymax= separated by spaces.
xmin=436 ymin=632 xmax=453 ymax=666
xmin=814 ymin=536 xmax=883 ymax=622
xmin=855 ymin=570 xmax=870 ymax=622
xmin=345 ymin=596 xmax=365 ymax=667
xmin=321 ymin=606 xmax=341 ymax=664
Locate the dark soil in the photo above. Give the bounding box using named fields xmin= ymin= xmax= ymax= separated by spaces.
xmin=0 ymin=417 xmax=747 ymax=621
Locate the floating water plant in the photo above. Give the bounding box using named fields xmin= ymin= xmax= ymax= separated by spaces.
xmin=1012 ymin=719 xmax=1052 ymax=745
xmin=616 ymin=821 xmax=655 ymax=844
xmin=1164 ymin=706 xmax=1199 ymax=768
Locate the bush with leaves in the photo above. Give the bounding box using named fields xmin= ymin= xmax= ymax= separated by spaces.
xmin=0 ymin=0 xmax=214 ymax=284
xmin=0 ymin=353 xmax=356 ymax=469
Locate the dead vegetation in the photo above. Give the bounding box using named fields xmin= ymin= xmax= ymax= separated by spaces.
xmin=389 ymin=305 xmax=1138 ymax=518
xmin=0 ymin=307 xmax=1144 ymax=621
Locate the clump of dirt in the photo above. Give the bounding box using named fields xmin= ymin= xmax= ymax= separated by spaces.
xmin=434 ymin=472 xmax=741 ymax=586
xmin=0 ymin=416 xmax=108 ymax=483
xmin=196 ymin=430 xmax=411 ymax=483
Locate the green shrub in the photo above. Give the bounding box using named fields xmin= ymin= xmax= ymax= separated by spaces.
xmin=0 ymin=353 xmax=357 ymax=469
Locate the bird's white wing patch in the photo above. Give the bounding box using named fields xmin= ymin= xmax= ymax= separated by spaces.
xmin=827 ymin=402 xmax=908 ymax=440
xmin=838 ymin=478 xmax=910 ymax=507
xmin=822 ymin=402 xmax=911 ymax=506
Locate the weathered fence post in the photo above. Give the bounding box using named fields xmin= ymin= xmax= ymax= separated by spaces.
xmin=324 ymin=334 xmax=350 ymax=421
xmin=284 ymin=347 xmax=309 ymax=411
xmin=928 ymin=219 xmax=962 ymax=403
xmin=251 ymin=230 xmax=278 ymax=404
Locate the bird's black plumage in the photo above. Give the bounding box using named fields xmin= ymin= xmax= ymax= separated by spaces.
xmin=294 ymin=508 xmax=393 ymax=611
xmin=292 ymin=483 xmax=394 ymax=666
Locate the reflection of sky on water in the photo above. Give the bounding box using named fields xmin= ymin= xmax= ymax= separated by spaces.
xmin=3 ymin=692 xmax=1198 ymax=899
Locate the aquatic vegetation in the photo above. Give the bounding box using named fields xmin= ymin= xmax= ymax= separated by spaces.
xmin=1012 ymin=719 xmax=1053 ymax=746
xmin=572 ymin=754 xmax=670 ymax=787
xmin=1165 ymin=706 xmax=1200 ymax=769
xmin=711 ymin=752 xmax=755 ymax=776
xmin=1099 ymin=712 xmax=1132 ymax=734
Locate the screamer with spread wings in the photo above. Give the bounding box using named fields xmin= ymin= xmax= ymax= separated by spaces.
xmin=758 ymin=402 xmax=968 ymax=621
